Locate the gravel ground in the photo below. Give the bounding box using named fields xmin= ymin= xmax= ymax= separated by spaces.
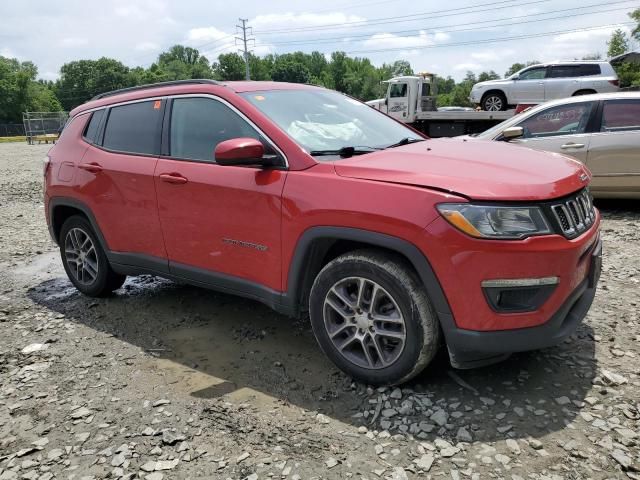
xmin=1 ymin=142 xmax=639 ymax=480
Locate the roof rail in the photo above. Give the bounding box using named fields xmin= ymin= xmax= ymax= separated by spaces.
xmin=91 ymin=79 xmax=221 ymax=100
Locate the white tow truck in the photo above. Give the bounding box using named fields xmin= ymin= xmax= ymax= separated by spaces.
xmin=367 ymin=73 xmax=515 ymax=137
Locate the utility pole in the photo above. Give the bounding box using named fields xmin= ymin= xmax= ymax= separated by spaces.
xmin=236 ymin=18 xmax=254 ymax=80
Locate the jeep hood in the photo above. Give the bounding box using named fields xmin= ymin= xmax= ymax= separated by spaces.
xmin=333 ymin=138 xmax=591 ymax=201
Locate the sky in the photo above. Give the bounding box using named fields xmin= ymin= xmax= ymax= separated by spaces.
xmin=1 ymin=0 xmax=637 ymax=82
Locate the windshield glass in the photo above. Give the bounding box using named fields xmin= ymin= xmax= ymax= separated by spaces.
xmin=241 ymin=89 xmax=422 ymax=158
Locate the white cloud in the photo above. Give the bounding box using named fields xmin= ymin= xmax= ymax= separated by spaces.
xmin=362 ymin=30 xmax=451 ymax=50
xmin=453 ymin=62 xmax=483 ymax=71
xmin=59 ymin=37 xmax=88 ymax=48
xmin=553 ymin=25 xmax=627 ymax=44
xmin=250 ymin=12 xmax=366 ymax=31
xmin=187 ymin=26 xmax=231 ymax=43
xmin=1 ymin=47 xmax=17 ymax=58
xmin=470 ymin=49 xmax=515 ymax=63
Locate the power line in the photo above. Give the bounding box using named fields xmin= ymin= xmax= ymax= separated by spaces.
xmin=264 ymin=1 xmax=636 ymax=48
xmin=344 ymin=21 xmax=636 ymax=55
xmin=252 ymin=0 xmax=553 ymax=35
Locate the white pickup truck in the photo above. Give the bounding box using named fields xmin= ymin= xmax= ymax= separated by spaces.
xmin=367 ymin=73 xmax=514 ymax=137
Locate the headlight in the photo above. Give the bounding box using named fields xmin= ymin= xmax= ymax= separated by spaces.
xmin=437 ymin=203 xmax=551 ymax=239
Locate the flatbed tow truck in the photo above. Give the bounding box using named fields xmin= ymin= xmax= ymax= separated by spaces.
xmin=367 ymin=73 xmax=516 ymax=137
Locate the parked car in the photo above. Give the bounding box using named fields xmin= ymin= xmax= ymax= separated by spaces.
xmin=471 ymin=92 xmax=640 ymax=199
xmin=470 ymin=61 xmax=620 ymax=111
xmin=45 ymin=80 xmax=602 ymax=385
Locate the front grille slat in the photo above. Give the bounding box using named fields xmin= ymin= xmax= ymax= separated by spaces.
xmin=550 ymin=189 xmax=595 ymax=239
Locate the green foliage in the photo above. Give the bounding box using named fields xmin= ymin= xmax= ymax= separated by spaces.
xmin=614 ymin=62 xmax=640 ymax=88
xmin=271 ymin=58 xmax=310 ymax=83
xmin=581 ymin=53 xmax=602 ymax=60
xmin=214 ymin=53 xmax=246 ymax=80
xmin=0 ymin=56 xmax=62 ymax=123
xmin=607 ymin=29 xmax=629 ymax=58
xmin=631 ymin=8 xmax=640 ymax=41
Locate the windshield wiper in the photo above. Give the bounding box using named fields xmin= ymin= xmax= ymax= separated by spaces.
xmin=384 ymin=137 xmax=425 ymax=149
xmin=309 ymin=146 xmax=381 ymax=158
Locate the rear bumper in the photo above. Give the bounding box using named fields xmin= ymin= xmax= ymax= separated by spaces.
xmin=444 ymin=238 xmax=602 ymax=368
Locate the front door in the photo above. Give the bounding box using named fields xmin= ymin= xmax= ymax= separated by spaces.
xmin=512 ymin=66 xmax=547 ymax=104
xmin=154 ymin=96 xmax=287 ymax=292
xmin=509 ymin=101 xmax=596 ymax=164
xmin=386 ymin=82 xmax=409 ymax=121
xmin=587 ymin=98 xmax=640 ymax=196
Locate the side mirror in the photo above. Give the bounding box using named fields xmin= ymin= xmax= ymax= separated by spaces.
xmin=215 ymin=138 xmax=271 ymax=166
xmin=511 ymin=75 xmax=520 ymax=81
xmin=502 ymin=126 xmax=524 ymax=140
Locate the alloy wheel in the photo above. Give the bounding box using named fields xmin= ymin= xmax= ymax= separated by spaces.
xmin=64 ymin=227 xmax=98 ymax=285
xmin=484 ymin=95 xmax=503 ymax=111
xmin=323 ymin=276 xmax=406 ymax=369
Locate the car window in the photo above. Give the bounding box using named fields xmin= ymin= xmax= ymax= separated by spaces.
xmin=421 ymin=82 xmax=431 ymax=96
xmin=389 ymin=83 xmax=407 ymax=98
xmin=549 ymin=65 xmax=581 ymax=78
xmin=169 ymin=97 xmax=264 ymax=162
xmin=601 ymin=99 xmax=640 ymax=132
xmin=518 ymin=102 xmax=593 ymax=138
xmin=518 ymin=68 xmax=547 ymax=80
xmin=83 ymin=110 xmax=104 ymax=144
xmin=102 ymin=101 xmax=161 ymax=155
xmin=579 ymin=64 xmax=601 ymax=76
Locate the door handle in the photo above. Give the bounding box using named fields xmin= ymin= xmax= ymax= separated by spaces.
xmin=78 ymin=162 xmax=103 ymax=173
xmin=159 ymin=173 xmax=188 ymax=184
xmin=561 ymin=143 xmax=585 ymax=149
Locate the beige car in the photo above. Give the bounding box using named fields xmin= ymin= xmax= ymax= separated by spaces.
xmin=473 ymin=92 xmax=640 ymax=198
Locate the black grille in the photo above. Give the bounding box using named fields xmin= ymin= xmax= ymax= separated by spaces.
xmin=550 ymin=189 xmax=595 ymax=239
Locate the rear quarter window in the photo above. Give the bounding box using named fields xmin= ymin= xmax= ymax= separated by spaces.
xmin=82 ymin=110 xmax=105 ymax=144
xmin=579 ymin=64 xmax=601 ymax=76
xmin=102 ymin=101 xmax=162 ymax=155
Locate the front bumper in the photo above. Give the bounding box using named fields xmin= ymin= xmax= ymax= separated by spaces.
xmin=444 ymin=238 xmax=602 ymax=368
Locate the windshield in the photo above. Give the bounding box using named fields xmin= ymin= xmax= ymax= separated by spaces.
xmin=241 ymin=89 xmax=422 ymax=159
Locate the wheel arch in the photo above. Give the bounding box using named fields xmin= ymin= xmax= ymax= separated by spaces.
xmin=49 ymin=197 xmax=109 ymax=251
xmin=284 ymin=227 xmax=453 ymax=324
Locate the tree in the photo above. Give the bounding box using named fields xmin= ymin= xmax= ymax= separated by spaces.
xmin=631 ymin=8 xmax=640 ymax=41
xmin=581 ymin=53 xmax=602 ymax=60
xmin=329 ymin=51 xmax=348 ymax=92
xmin=156 ymin=45 xmax=212 ymax=79
xmin=607 ymin=29 xmax=629 ymax=58
xmin=271 ymin=59 xmax=310 ymax=84
xmin=214 ymin=53 xmax=246 ymax=80
xmin=478 ymin=70 xmax=500 ymax=82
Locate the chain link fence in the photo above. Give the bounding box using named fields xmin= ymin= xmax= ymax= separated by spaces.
xmin=0 ymin=124 xmax=26 ymax=137
xmin=22 ymin=112 xmax=69 ymax=144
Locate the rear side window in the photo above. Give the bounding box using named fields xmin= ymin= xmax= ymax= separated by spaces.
xmin=549 ymin=65 xmax=581 ymax=78
xmin=601 ymin=100 xmax=640 ymax=132
xmin=169 ymin=97 xmax=262 ymax=162
xmin=103 ymin=101 xmax=161 ymax=155
xmin=579 ymin=64 xmax=601 ymax=76
xmin=83 ymin=110 xmax=104 ymax=144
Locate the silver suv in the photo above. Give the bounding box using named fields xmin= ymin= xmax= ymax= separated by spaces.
xmin=470 ymin=61 xmax=620 ymax=111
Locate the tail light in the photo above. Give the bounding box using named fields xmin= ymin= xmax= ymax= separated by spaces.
xmin=609 ymin=79 xmax=619 ymax=87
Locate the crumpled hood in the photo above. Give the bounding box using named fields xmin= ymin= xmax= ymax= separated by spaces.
xmin=333 ymin=138 xmax=591 ymax=201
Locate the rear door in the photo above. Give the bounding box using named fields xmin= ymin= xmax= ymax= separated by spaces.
xmin=77 ymin=100 xmax=167 ymax=261
xmin=154 ymin=95 xmax=287 ymax=292
xmin=509 ymin=101 xmax=596 ymax=163
xmin=586 ymin=98 xmax=640 ymax=196
xmin=512 ymin=67 xmax=547 ymax=103
xmin=545 ymin=65 xmax=581 ymax=100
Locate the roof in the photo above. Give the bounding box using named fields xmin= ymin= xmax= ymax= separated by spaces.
xmin=70 ymin=80 xmax=322 ymax=117
xmin=610 ymin=51 xmax=640 ymax=64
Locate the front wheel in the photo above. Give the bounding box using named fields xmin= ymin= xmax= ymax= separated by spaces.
xmin=309 ymin=250 xmax=440 ymax=386
xmin=59 ymin=215 xmax=126 ymax=297
xmin=481 ymin=92 xmax=507 ymax=111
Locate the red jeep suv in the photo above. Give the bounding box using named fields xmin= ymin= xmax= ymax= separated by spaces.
xmin=45 ymin=80 xmax=602 ymax=385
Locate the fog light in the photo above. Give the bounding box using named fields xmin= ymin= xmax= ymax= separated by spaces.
xmin=482 ymin=277 xmax=558 ymax=313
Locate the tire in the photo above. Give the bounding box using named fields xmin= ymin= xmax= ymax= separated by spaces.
xmin=481 ymin=92 xmax=507 ymax=111
xmin=309 ymin=250 xmax=440 ymax=386
xmin=59 ymin=215 xmax=126 ymax=297
xmin=572 ymin=89 xmax=596 ymax=96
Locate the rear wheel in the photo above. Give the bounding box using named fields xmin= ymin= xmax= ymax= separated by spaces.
xmin=481 ymin=92 xmax=507 ymax=111
xmin=309 ymin=250 xmax=440 ymax=385
xmin=59 ymin=215 xmax=126 ymax=297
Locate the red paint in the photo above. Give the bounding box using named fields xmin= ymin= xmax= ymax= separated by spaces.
xmin=48 ymin=80 xmax=600 ymax=336
xmin=215 ymin=137 xmax=264 ymax=162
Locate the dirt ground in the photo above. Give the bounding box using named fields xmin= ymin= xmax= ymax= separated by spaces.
xmin=0 ymin=142 xmax=638 ymax=480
